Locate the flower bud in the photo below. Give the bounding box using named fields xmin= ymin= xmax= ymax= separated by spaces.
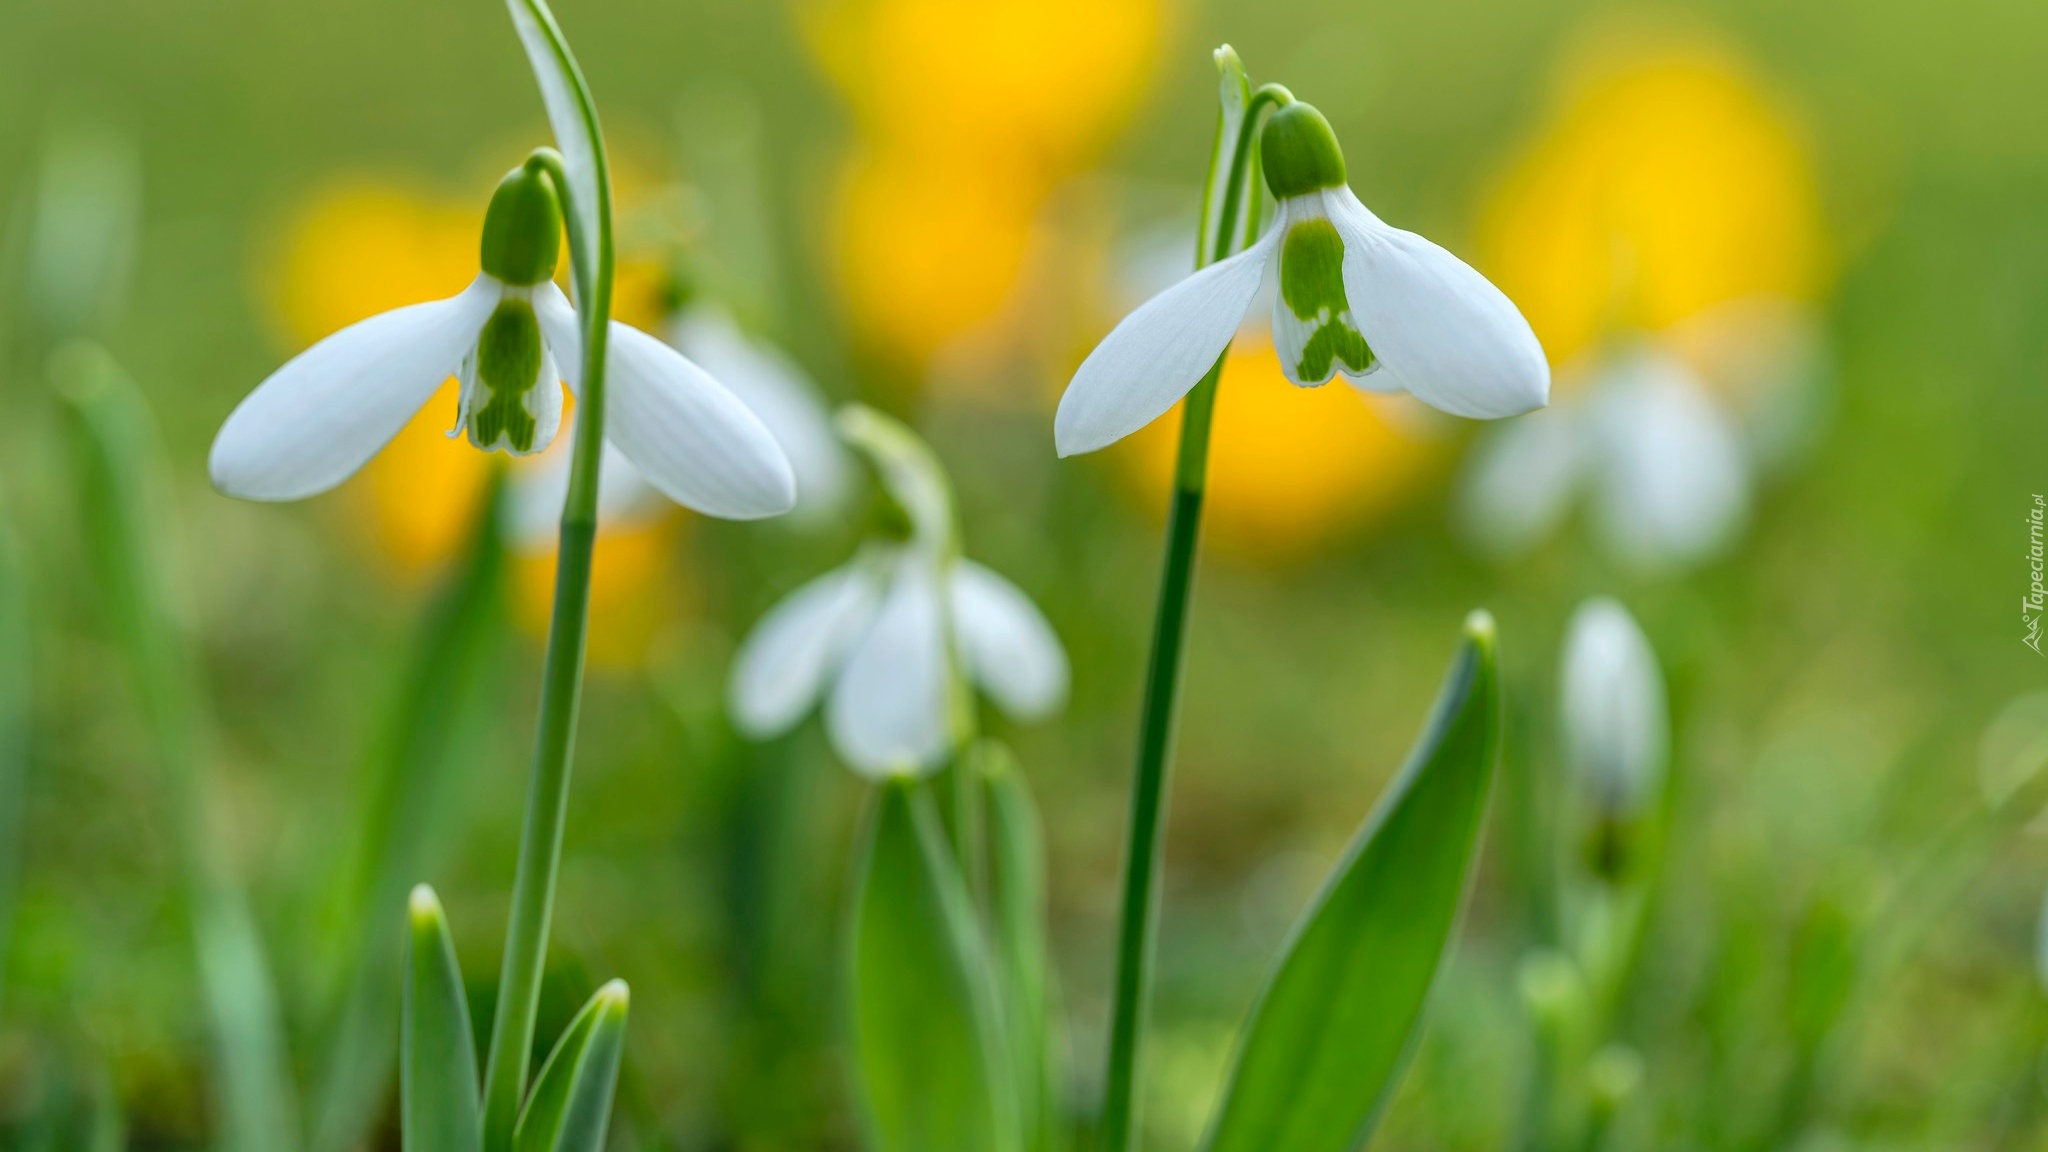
xmin=479 ymin=162 xmax=562 ymax=286
xmin=1260 ymin=102 xmax=1347 ymax=199
xmin=1560 ymin=598 xmax=1668 ymax=818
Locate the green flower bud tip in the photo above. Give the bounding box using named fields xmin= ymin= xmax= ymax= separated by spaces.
xmin=1260 ymin=102 xmax=1347 ymax=199
xmin=479 ymin=162 xmax=562 ymax=286
xmin=472 ymin=297 xmax=544 ymax=452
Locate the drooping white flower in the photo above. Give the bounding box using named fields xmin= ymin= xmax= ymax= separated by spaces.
xmin=1559 ymin=598 xmax=1668 ymax=817
xmin=209 ymin=162 xmax=795 ymax=521
xmin=669 ymin=306 xmax=854 ymax=526
xmin=1459 ymin=341 xmax=1749 ymax=573
xmin=729 ymin=406 xmax=1067 ymax=777
xmin=1055 ymin=101 xmax=1548 ymax=456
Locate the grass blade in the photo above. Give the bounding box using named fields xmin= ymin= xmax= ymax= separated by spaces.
xmin=403 ymin=886 xmax=482 ymax=1152
xmin=1202 ymin=611 xmax=1503 ymax=1152
xmin=0 ymin=506 xmax=28 ymax=1010
xmin=55 ymin=341 xmax=302 ymax=1152
xmin=980 ymin=742 xmax=1061 ymax=1152
xmin=513 ymin=981 xmax=629 ymax=1152
xmin=311 ymin=472 xmax=508 ymax=1152
xmin=850 ymin=778 xmax=1019 ymax=1152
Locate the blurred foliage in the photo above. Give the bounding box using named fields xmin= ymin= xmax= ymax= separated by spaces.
xmin=3 ymin=0 xmax=2048 ymax=1148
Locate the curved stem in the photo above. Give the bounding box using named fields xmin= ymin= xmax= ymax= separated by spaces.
xmin=480 ymin=139 xmax=615 ymax=1152
xmin=1097 ymin=74 xmax=1289 ymax=1152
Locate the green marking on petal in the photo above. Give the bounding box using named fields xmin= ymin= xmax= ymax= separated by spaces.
xmin=472 ymin=297 xmax=544 ymax=453
xmin=1279 ymin=217 xmax=1375 ymax=381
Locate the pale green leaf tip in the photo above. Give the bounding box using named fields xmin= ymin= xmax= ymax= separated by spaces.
xmin=1214 ymin=43 xmax=1241 ymax=72
xmin=832 ymin=402 xmax=881 ymax=440
xmin=1463 ymin=608 xmax=1497 ymax=652
xmin=595 ymin=978 xmax=630 ymax=1017
xmin=408 ymin=883 xmax=443 ymax=927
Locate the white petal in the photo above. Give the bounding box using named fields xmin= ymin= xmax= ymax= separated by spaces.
xmin=670 ymin=308 xmax=853 ymax=525
xmin=1455 ymin=407 xmax=1589 ymax=560
xmin=729 ymin=564 xmax=884 ymax=738
xmin=536 ymin=285 xmax=797 ymax=520
xmin=1054 ymin=230 xmax=1276 ymax=456
xmin=210 ymin=276 xmax=496 ymax=501
xmin=1329 ymin=188 xmax=1550 ymax=420
xmin=949 ymin=561 xmax=1067 ymax=720
xmin=1560 ymin=597 xmax=1668 ymax=815
xmin=504 ymin=0 xmax=602 ymax=294
xmin=1587 ymin=353 xmax=1749 ymax=571
xmin=826 ymin=557 xmax=951 ymax=778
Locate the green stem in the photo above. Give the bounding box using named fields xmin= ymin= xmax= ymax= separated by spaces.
xmin=1097 ymin=76 xmax=1290 ymax=1152
xmin=480 ymin=140 xmax=615 ymax=1152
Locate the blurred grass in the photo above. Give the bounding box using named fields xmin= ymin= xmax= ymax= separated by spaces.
xmin=1 ymin=0 xmax=2047 ymax=1147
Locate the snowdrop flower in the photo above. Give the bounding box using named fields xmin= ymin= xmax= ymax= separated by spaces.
xmin=729 ymin=406 xmax=1066 ymax=777
xmin=209 ymin=158 xmax=794 ymax=520
xmin=1459 ymin=339 xmax=1748 ymax=573
xmin=669 ymin=306 xmax=854 ymax=526
xmin=1055 ymin=101 xmax=1548 ymax=456
xmin=1559 ymin=598 xmax=1668 ymax=818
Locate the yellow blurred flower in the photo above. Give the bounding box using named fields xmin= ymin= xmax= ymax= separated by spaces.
xmin=268 ymin=174 xmax=686 ymax=666
xmin=1118 ymin=337 xmax=1440 ymax=560
xmin=802 ymin=0 xmax=1163 ymax=365
xmin=1479 ymin=29 xmax=1824 ymax=370
xmin=806 ymin=0 xmax=1160 ymax=177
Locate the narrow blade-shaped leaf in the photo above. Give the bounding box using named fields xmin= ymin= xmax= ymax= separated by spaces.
xmin=503 ymin=0 xmax=605 ymax=300
xmin=56 ymin=342 xmax=303 ymax=1152
xmin=0 ymin=506 xmax=28 ymax=1010
xmin=513 ymin=982 xmax=627 ymax=1152
xmin=1203 ymin=611 xmax=1503 ymax=1152
xmin=851 ymin=779 xmax=1019 ymax=1152
xmin=550 ymin=983 xmax=628 ymax=1152
xmin=311 ymin=473 xmax=508 ymax=1152
xmin=980 ymin=743 xmax=1060 ymax=1152
xmin=402 ymin=886 xmax=481 ymax=1152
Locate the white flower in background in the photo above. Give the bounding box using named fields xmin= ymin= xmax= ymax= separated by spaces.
xmin=1055 ymin=101 xmax=1548 ymax=456
xmin=669 ymin=306 xmax=854 ymax=526
xmin=729 ymin=406 xmax=1067 ymax=777
xmin=209 ymin=161 xmax=794 ymax=520
xmin=1460 ymin=344 xmax=1746 ymax=573
xmin=1559 ymin=598 xmax=1668 ymax=817
xmin=1459 ymin=299 xmax=1826 ymax=573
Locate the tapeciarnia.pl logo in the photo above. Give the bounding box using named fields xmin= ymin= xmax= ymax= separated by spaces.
xmin=2028 ymin=494 xmax=2045 ymax=655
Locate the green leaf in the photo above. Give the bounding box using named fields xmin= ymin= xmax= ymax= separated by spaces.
xmin=851 ymin=779 xmax=1019 ymax=1152
xmin=513 ymin=982 xmax=629 ymax=1152
xmin=503 ymin=0 xmax=606 ymax=304
xmin=55 ymin=341 xmax=303 ymax=1152
xmin=0 ymin=504 xmax=28 ymax=1011
xmin=1202 ymin=611 xmax=1503 ymax=1152
xmin=980 ymin=743 xmax=1060 ymax=1152
xmin=311 ymin=473 xmax=508 ymax=1152
xmin=402 ymin=887 xmax=481 ymax=1152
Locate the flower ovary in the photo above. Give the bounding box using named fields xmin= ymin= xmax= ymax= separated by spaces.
xmin=1260 ymin=102 xmax=1348 ymax=199
xmin=479 ymin=163 xmax=562 ymax=286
